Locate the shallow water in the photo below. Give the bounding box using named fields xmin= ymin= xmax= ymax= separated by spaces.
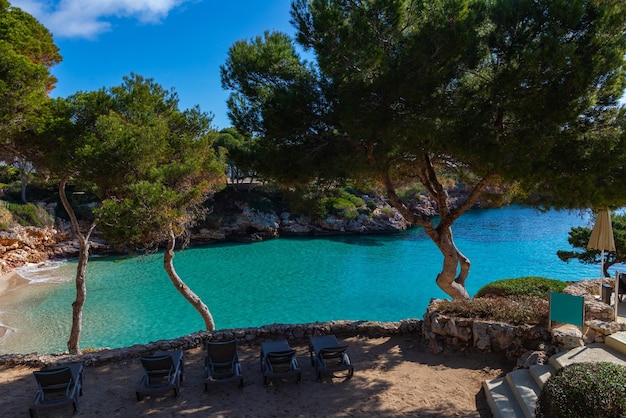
xmin=0 ymin=205 xmax=610 ymax=354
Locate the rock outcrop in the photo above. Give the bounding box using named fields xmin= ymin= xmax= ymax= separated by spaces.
xmin=192 ymin=196 xmax=409 ymax=242
xmin=0 ymin=226 xmax=70 ymax=275
xmin=0 ymin=195 xmax=410 ymax=275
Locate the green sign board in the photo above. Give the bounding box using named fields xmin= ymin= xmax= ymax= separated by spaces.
xmin=549 ymin=292 xmax=584 ymax=327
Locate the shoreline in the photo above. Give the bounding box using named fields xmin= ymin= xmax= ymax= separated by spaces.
xmin=0 ymin=270 xmax=29 ymax=299
xmin=0 ymin=271 xmax=30 ymax=341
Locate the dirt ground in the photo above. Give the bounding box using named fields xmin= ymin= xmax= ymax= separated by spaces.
xmin=0 ymin=335 xmax=513 ymax=417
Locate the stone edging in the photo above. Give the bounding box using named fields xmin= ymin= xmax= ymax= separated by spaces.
xmin=0 ymin=319 xmax=422 ymax=368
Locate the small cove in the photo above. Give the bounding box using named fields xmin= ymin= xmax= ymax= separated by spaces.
xmin=0 ymin=205 xmax=607 ymax=354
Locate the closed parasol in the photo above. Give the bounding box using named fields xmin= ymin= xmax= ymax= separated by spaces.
xmin=587 ymin=207 xmax=616 ymax=303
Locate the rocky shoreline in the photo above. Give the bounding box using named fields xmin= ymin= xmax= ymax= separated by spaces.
xmin=0 ymin=194 xmax=410 ymax=276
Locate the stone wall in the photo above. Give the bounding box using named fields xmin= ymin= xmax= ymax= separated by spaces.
xmin=0 ymin=319 xmax=422 ymax=368
xmin=422 ymin=279 xmax=626 ymax=361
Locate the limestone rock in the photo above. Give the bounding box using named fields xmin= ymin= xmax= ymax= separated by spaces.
xmin=473 ymin=321 xmax=517 ymax=352
xmin=516 ymin=350 xmax=551 ymax=369
xmin=551 ymin=326 xmax=584 ymax=349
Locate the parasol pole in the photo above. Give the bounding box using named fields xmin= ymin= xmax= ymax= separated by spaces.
xmin=601 ymin=249 xmax=605 ymax=298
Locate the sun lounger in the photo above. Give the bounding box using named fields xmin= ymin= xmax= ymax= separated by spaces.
xmin=136 ymin=350 xmax=184 ymax=401
xmin=204 ymin=339 xmax=243 ymax=391
xmin=261 ymin=340 xmax=301 ymax=385
xmin=29 ymin=362 xmax=83 ymax=418
xmin=309 ymin=335 xmax=354 ymax=380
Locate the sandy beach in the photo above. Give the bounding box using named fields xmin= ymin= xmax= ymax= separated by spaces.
xmin=0 ymin=335 xmax=513 ymax=417
xmin=0 ymin=271 xmax=30 ymax=341
xmin=0 ymin=270 xmax=28 ymax=297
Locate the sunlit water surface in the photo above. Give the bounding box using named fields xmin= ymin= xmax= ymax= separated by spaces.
xmin=0 ymin=206 xmax=609 ymax=354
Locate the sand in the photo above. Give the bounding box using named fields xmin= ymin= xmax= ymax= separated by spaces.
xmin=0 ymin=270 xmax=28 ymax=297
xmin=0 ymin=336 xmax=512 ymax=417
xmin=0 ymin=271 xmax=31 ymax=340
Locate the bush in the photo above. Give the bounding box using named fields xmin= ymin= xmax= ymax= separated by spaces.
xmin=339 ymin=189 xmax=364 ymax=208
xmin=475 ymin=276 xmax=567 ymax=298
xmin=3 ymin=201 xmax=54 ymax=228
xmin=0 ymin=202 xmax=13 ymax=230
xmin=397 ymin=182 xmax=427 ymax=201
xmin=536 ymin=362 xmax=626 ymax=417
xmin=436 ymin=296 xmax=549 ymax=326
xmin=435 ymin=276 xmax=567 ymax=325
xmin=322 ymin=197 xmax=360 ymax=221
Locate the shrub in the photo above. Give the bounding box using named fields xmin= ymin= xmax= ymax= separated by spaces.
xmin=379 ymin=207 xmax=395 ymax=218
xmin=536 ymin=362 xmax=626 ymax=417
xmin=322 ymin=197 xmax=359 ymax=221
xmin=3 ymin=201 xmax=54 ymax=228
xmin=435 ymin=277 xmax=567 ymax=325
xmin=0 ymin=201 xmax=13 ymax=230
xmin=365 ymin=199 xmax=378 ymax=211
xmin=339 ymin=189 xmax=364 ymax=208
xmin=436 ymin=296 xmax=549 ymax=326
xmin=0 ymin=165 xmax=19 ymax=184
xmin=397 ymin=182 xmax=427 ymax=201
xmin=475 ymin=276 xmax=567 ymax=298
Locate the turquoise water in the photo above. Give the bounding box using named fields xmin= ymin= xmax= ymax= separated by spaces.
xmin=0 ymin=205 xmax=608 ymax=354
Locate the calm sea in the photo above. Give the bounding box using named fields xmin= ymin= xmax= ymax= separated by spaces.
xmin=0 ymin=205 xmax=609 ymax=354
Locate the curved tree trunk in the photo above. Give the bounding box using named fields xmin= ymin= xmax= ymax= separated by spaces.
xmin=59 ymin=179 xmax=95 ymax=355
xmin=163 ymin=229 xmax=215 ymax=331
xmin=378 ymin=154 xmax=494 ymax=300
xmin=432 ymin=226 xmax=470 ymax=299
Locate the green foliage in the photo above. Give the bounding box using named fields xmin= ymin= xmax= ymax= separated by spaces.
xmin=2 ymin=200 xmax=53 ymax=228
xmin=0 ymin=164 xmax=19 ymax=183
xmin=475 ymin=276 xmax=567 ymax=298
xmin=436 ymin=296 xmax=549 ymax=326
xmin=536 ymin=362 xmax=626 ymax=418
xmin=437 ymin=276 xmax=566 ymax=325
xmin=81 ymin=74 xmax=227 ymax=250
xmin=0 ymin=2 xmax=61 ymax=164
xmin=215 ymin=128 xmax=261 ymax=182
xmin=317 ymin=188 xmax=365 ymax=220
xmin=340 ymin=189 xmax=364 ymax=208
xmin=397 ymin=183 xmax=427 ymax=202
xmin=322 ymin=197 xmax=359 ymax=220
xmin=0 ymin=200 xmax=13 ymax=230
xmin=558 ymin=211 xmax=626 ymax=277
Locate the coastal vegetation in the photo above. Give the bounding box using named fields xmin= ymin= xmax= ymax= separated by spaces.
xmin=435 ymin=277 xmax=567 ymax=326
xmin=1 ymin=0 xmax=626 ymax=355
xmin=559 ymin=212 xmax=626 ymax=277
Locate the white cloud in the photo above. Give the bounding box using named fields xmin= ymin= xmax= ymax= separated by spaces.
xmin=10 ymin=0 xmax=190 ymax=39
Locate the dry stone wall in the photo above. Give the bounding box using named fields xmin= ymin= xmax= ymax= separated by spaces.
xmin=0 ymin=319 xmax=422 ymax=368
xmin=422 ymin=279 xmax=626 ymax=360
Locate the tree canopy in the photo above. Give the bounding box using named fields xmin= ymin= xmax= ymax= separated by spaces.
xmin=0 ymin=0 xmax=61 ymax=201
xmin=0 ymin=0 xmax=60 ymax=141
xmin=27 ymin=73 xmax=226 ymax=351
xmin=222 ymin=0 xmax=626 ymax=299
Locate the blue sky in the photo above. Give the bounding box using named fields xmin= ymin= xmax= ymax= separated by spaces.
xmin=11 ymin=0 xmax=297 ymax=130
